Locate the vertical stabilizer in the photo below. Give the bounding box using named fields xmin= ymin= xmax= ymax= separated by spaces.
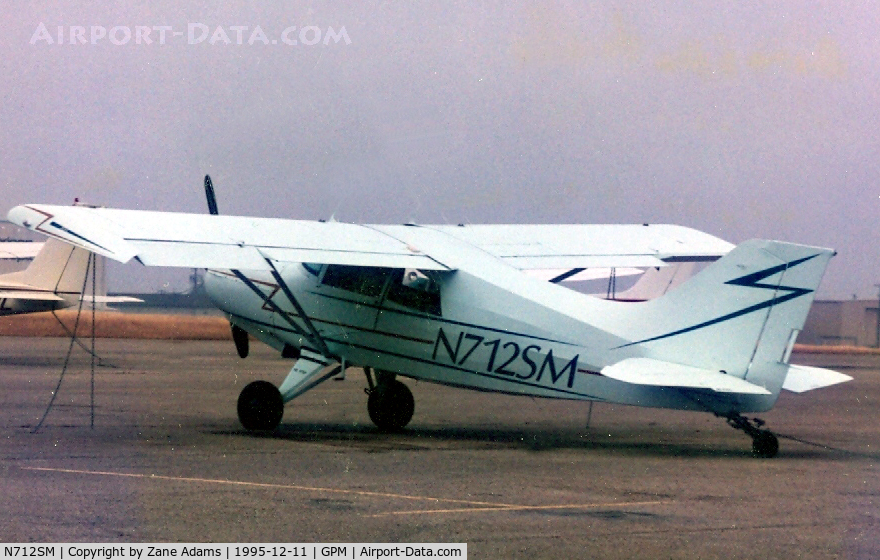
xmin=0 ymin=238 xmax=93 ymax=295
xmin=607 ymin=240 xmax=833 ymax=400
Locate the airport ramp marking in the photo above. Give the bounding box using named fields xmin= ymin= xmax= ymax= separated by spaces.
xmin=22 ymin=466 xmax=520 ymax=508
xmin=366 ymin=500 xmax=670 ymax=517
xmin=21 ymin=466 xmax=668 ymax=517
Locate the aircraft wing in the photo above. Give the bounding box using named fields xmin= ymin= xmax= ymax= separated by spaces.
xmin=523 ymin=267 xmax=644 ymax=282
xmin=430 ymin=224 xmax=733 ymax=269
xmin=0 ymin=241 xmax=45 ymax=260
xmin=7 ymin=204 xmax=732 ymax=272
xmin=7 ymin=205 xmax=452 ymax=271
xmin=601 ymin=357 xmax=772 ymax=395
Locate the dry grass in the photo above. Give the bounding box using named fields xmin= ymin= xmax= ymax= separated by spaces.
xmin=1 ymin=311 xmax=878 ymax=353
xmin=0 ymin=310 xmax=230 ymax=340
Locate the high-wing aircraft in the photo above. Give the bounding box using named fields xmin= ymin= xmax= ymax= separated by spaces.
xmin=0 ymin=236 xmax=140 ymax=316
xmin=7 ymin=197 xmax=851 ymax=457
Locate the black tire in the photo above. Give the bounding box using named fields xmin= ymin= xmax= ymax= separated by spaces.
xmin=237 ymin=380 xmax=284 ymax=431
xmin=367 ymin=379 xmax=415 ymax=431
xmin=752 ymin=430 xmax=779 ymax=458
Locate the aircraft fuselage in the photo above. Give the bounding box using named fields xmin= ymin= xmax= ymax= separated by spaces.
xmin=203 ymin=263 xmax=765 ymax=415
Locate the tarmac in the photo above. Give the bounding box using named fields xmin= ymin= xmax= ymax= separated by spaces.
xmin=1 ymin=336 xmax=879 ymax=558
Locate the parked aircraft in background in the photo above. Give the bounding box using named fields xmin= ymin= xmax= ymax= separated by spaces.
xmin=0 ymin=237 xmax=139 ymax=316
xmin=7 ymin=194 xmax=850 ymax=457
xmin=0 ymin=240 xmax=44 ymax=261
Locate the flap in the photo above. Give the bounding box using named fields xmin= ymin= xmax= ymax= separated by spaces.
xmin=782 ymin=364 xmax=853 ymax=393
xmin=601 ymin=357 xmax=772 ymax=395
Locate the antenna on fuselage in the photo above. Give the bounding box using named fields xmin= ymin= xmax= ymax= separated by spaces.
xmin=205 ymin=175 xmax=219 ymax=215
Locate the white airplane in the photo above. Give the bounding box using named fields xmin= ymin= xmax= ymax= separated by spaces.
xmin=7 ymin=193 xmax=851 ymax=457
xmin=0 ymin=236 xmax=140 ymax=316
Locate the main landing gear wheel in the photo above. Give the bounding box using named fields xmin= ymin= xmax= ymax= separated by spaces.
xmin=237 ymin=380 xmax=283 ymax=431
xmin=367 ymin=379 xmax=414 ymax=431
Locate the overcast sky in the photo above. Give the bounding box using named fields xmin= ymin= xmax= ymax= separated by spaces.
xmin=2 ymin=2 xmax=878 ymax=298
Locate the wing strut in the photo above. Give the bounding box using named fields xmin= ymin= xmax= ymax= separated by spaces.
xmin=259 ymin=254 xmax=332 ymax=358
xmin=230 ymin=269 xmax=332 ymax=359
xmin=199 ymin=175 xmax=330 ymax=358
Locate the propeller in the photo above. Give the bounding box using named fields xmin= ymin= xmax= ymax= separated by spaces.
xmin=202 ymin=174 xmax=251 ymax=359
xmin=204 ymin=175 xmax=219 ymax=215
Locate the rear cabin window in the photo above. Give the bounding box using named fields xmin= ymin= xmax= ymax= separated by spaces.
xmin=302 ymin=263 xmax=322 ymax=276
xmin=385 ymin=269 xmax=442 ymax=316
xmin=321 ymin=265 xmax=391 ymax=297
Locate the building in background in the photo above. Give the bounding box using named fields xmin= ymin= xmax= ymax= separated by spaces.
xmin=799 ymin=299 xmax=880 ymax=347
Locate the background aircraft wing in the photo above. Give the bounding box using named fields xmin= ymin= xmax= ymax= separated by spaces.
xmin=0 ymin=290 xmax=64 ymax=301
xmin=7 ymin=205 xmax=452 ymax=271
xmin=0 ymin=241 xmax=45 ymax=260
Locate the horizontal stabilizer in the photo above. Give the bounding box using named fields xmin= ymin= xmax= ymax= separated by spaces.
xmin=0 ymin=290 xmax=64 ymax=301
xmin=782 ymin=364 xmax=852 ymax=393
xmin=601 ymin=357 xmax=772 ymax=395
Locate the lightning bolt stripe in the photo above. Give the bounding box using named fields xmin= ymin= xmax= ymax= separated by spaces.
xmin=614 ymin=253 xmax=821 ymax=349
xmin=48 ymin=221 xmax=112 ymax=253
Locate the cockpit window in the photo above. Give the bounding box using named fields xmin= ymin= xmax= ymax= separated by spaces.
xmin=321 ymin=265 xmax=391 ymax=297
xmin=385 ymin=269 xmax=442 ymax=315
xmin=302 ymin=263 xmax=322 ymax=276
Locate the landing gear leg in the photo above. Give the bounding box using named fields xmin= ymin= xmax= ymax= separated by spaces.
xmin=725 ymin=414 xmax=779 ymax=458
xmin=364 ymin=369 xmax=414 ymax=431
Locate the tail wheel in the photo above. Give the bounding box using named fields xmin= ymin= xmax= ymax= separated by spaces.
xmin=726 ymin=414 xmax=780 ymax=459
xmin=367 ymin=379 xmax=414 ymax=431
xmin=237 ymin=380 xmax=283 ymax=431
xmin=752 ymin=430 xmax=779 ymax=458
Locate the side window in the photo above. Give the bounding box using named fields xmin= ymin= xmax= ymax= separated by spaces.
xmin=386 ymin=269 xmax=442 ymax=315
xmin=302 ymin=263 xmax=322 ymax=277
xmin=321 ymin=265 xmax=391 ymax=297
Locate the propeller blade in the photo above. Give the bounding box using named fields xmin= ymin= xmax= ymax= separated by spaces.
xmin=204 ymin=175 xmax=219 ymax=215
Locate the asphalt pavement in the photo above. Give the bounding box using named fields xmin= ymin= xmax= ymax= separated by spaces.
xmin=1 ymin=337 xmax=878 ymax=558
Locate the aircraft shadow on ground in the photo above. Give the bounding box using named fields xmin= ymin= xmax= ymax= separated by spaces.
xmin=0 ymin=356 xmax=74 ymax=368
xmin=208 ymin=422 xmax=861 ymax=460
